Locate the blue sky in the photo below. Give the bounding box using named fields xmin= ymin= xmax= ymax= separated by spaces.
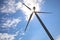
xmin=22 ymin=0 xmax=60 ymax=40
xmin=0 ymin=0 xmax=60 ymax=40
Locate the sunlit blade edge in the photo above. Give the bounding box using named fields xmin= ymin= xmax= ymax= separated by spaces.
xmin=24 ymin=13 xmax=33 ymax=32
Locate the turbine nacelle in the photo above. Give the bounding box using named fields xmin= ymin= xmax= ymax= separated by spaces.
xmin=33 ymin=6 xmax=36 ymax=11
xmin=32 ymin=6 xmax=36 ymax=13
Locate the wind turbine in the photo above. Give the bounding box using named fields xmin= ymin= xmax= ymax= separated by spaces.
xmin=22 ymin=2 xmax=54 ymax=40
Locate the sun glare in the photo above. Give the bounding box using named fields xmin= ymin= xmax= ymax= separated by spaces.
xmin=18 ymin=0 xmax=43 ymax=21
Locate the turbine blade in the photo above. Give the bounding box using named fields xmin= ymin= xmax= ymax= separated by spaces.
xmin=35 ymin=13 xmax=54 ymax=40
xmin=35 ymin=12 xmax=51 ymax=14
xmin=24 ymin=13 xmax=33 ymax=32
xmin=22 ymin=3 xmax=31 ymax=10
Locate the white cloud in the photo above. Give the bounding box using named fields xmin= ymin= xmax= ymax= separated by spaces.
xmin=0 ymin=0 xmax=16 ymax=13
xmin=19 ymin=30 xmax=25 ymax=40
xmin=0 ymin=33 xmax=15 ymax=40
xmin=56 ymin=35 xmax=60 ymax=40
xmin=1 ymin=17 xmax=21 ymax=28
xmin=16 ymin=2 xmax=23 ymax=10
xmin=0 ymin=0 xmax=44 ymax=21
xmin=0 ymin=31 xmax=19 ymax=40
xmin=16 ymin=0 xmax=44 ymax=21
